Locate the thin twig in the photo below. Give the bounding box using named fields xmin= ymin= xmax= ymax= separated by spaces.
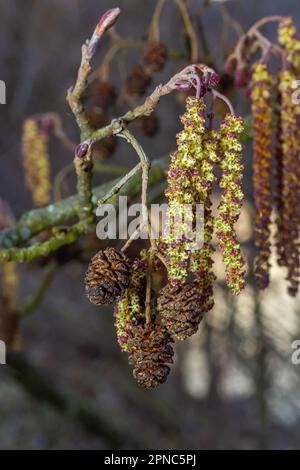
xmin=20 ymin=262 xmax=57 ymax=316
xmin=148 ymin=0 xmax=167 ymax=43
xmin=98 ymin=44 xmax=120 ymax=81
xmin=176 ymin=0 xmax=199 ymax=63
xmin=53 ymin=163 xmax=74 ymax=202
xmin=217 ymin=4 xmax=244 ymax=38
xmin=212 ymin=89 xmax=235 ymax=115
xmin=97 ymin=162 xmax=142 ymax=205
xmin=117 ymin=128 xmax=150 ymax=243
xmin=73 ymin=144 xmax=95 ymax=229
xmin=120 ymin=226 xmax=141 ymax=252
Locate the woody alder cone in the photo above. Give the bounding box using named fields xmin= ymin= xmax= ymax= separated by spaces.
xmin=85 ymin=247 xmax=132 ymax=305
xmin=126 ymin=64 xmax=151 ymax=96
xmin=158 ymin=283 xmax=204 ymax=340
xmin=143 ymin=42 xmax=168 ymax=72
xmin=127 ymin=323 xmax=174 ymax=389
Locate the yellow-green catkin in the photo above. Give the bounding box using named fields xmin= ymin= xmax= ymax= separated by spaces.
xmin=278 ymin=17 xmax=300 ymax=71
xmin=250 ymin=63 xmax=273 ymax=289
xmin=162 ymin=96 xmax=206 ymax=286
xmin=190 ymin=130 xmax=219 ymax=312
xmin=114 ymin=252 xmax=148 ymax=352
xmin=215 ymin=114 xmax=246 ymax=295
xmin=277 ymin=70 xmax=300 ymax=296
xmin=22 ymin=118 xmax=51 ymax=207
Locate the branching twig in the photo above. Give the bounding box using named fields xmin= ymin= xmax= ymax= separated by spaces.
xmin=97 ymin=162 xmax=142 ymax=206
xmin=0 ymin=8 xmax=218 ymax=265
xmin=90 ymin=64 xmax=204 ymax=145
xmin=231 ymin=15 xmax=286 ymax=68
xmin=117 ymin=128 xmax=150 ymax=236
xmin=66 ymin=8 xmax=121 ymax=139
xmin=0 ymin=224 xmax=85 ymax=262
xmin=0 ymin=157 xmax=169 ymax=254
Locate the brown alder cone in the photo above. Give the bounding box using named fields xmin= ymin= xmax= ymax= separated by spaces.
xmin=85 ymin=248 xmax=132 ymax=305
xmin=143 ymin=41 xmax=168 ymax=72
xmin=157 ymin=282 xmax=204 ymax=340
xmin=126 ymin=42 xmax=167 ymax=99
xmin=125 ymin=64 xmax=152 ymax=97
xmin=90 ymin=80 xmax=116 ymax=110
xmin=127 ymin=323 xmax=174 ymax=389
xmin=134 ymin=113 xmax=159 ymax=137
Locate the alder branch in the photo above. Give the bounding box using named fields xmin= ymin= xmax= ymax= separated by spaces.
xmin=88 ymin=63 xmax=202 ymax=146
xmin=0 ymin=8 xmax=225 ymax=264
xmin=66 ymin=8 xmax=121 ymax=139
xmin=0 ymin=157 xmax=168 ymax=257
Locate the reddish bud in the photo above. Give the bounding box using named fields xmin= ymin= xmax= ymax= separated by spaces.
xmin=174 ymin=80 xmax=192 ymax=92
xmin=95 ymin=8 xmax=121 ymax=35
xmin=88 ymin=8 xmax=121 ymax=58
xmin=209 ymin=72 xmax=220 ymax=87
xmin=199 ymin=83 xmax=208 ymax=98
xmin=76 ymin=142 xmax=89 ymax=158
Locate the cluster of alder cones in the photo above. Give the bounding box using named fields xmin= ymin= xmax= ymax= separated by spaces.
xmin=84 ymin=247 xmax=203 ymax=389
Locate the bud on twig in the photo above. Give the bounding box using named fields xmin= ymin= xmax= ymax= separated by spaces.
xmin=75 ymin=142 xmax=89 ymax=158
xmin=88 ymin=8 xmax=121 ymax=58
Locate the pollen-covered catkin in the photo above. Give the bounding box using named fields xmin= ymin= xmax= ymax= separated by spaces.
xmin=162 ymin=96 xmax=206 ymax=285
xmin=250 ymin=63 xmax=273 ymax=289
xmin=114 ymin=256 xmax=148 ymax=352
xmin=278 ymin=17 xmax=300 ymax=71
xmin=22 ymin=118 xmax=51 ymax=207
xmin=278 ymin=70 xmax=300 ymax=296
xmin=190 ymin=130 xmax=219 ymax=312
xmin=215 ymin=114 xmax=246 ymax=295
xmin=274 ymin=85 xmax=285 ymax=267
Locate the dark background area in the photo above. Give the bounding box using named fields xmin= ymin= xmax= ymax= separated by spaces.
xmin=0 ymin=0 xmax=300 ymax=450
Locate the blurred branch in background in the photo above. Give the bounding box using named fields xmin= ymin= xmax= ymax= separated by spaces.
xmin=7 ymin=352 xmax=142 ymax=448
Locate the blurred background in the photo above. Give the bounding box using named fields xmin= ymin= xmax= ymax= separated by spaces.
xmin=0 ymin=0 xmax=300 ymax=450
